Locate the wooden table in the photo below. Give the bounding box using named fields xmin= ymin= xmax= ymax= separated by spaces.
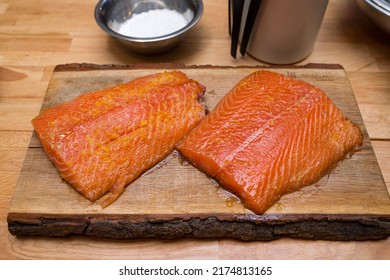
xmin=1 ymin=0 xmax=389 ymax=259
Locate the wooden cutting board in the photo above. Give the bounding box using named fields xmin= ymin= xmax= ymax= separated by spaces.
xmin=7 ymin=63 xmax=390 ymax=241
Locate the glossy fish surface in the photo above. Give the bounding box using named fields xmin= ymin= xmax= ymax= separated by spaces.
xmin=177 ymin=70 xmax=363 ymax=214
xmin=32 ymin=71 xmax=206 ymax=207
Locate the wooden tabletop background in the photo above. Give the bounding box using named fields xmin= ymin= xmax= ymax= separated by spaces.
xmin=1 ymin=0 xmax=389 ymax=259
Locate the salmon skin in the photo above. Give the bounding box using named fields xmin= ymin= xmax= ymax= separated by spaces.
xmin=32 ymin=71 xmax=206 ymax=207
xmin=177 ymin=70 xmax=363 ymax=214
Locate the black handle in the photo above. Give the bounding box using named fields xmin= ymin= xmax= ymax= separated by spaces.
xmin=230 ymin=0 xmax=245 ymax=58
xmin=240 ymin=0 xmax=262 ymax=56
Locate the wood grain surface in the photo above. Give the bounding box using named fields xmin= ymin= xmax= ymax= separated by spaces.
xmin=7 ymin=64 xmax=390 ymax=241
xmin=1 ymin=0 xmax=390 ymax=259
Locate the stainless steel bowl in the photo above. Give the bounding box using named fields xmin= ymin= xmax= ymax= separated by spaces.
xmin=357 ymin=0 xmax=390 ymax=35
xmin=95 ymin=0 xmax=204 ymax=54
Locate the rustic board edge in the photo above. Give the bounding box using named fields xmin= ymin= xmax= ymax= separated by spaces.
xmin=53 ymin=63 xmax=345 ymax=72
xmin=7 ymin=213 xmax=390 ymax=241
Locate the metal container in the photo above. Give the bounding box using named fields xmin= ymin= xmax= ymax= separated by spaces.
xmin=94 ymin=0 xmax=203 ymax=54
xmin=240 ymin=0 xmax=329 ymax=64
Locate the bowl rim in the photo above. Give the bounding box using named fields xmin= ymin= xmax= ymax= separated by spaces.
xmin=364 ymin=0 xmax=390 ymax=15
xmin=94 ymin=0 xmax=204 ymax=43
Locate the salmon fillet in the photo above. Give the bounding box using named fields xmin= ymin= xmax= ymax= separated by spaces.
xmin=177 ymin=70 xmax=363 ymax=214
xmin=32 ymin=71 xmax=206 ymax=207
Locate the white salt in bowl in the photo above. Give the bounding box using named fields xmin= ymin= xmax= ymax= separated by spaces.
xmin=95 ymin=0 xmax=204 ymax=54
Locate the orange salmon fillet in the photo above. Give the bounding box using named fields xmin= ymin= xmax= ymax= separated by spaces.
xmin=32 ymin=71 xmax=205 ymax=207
xmin=177 ymin=70 xmax=363 ymax=214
